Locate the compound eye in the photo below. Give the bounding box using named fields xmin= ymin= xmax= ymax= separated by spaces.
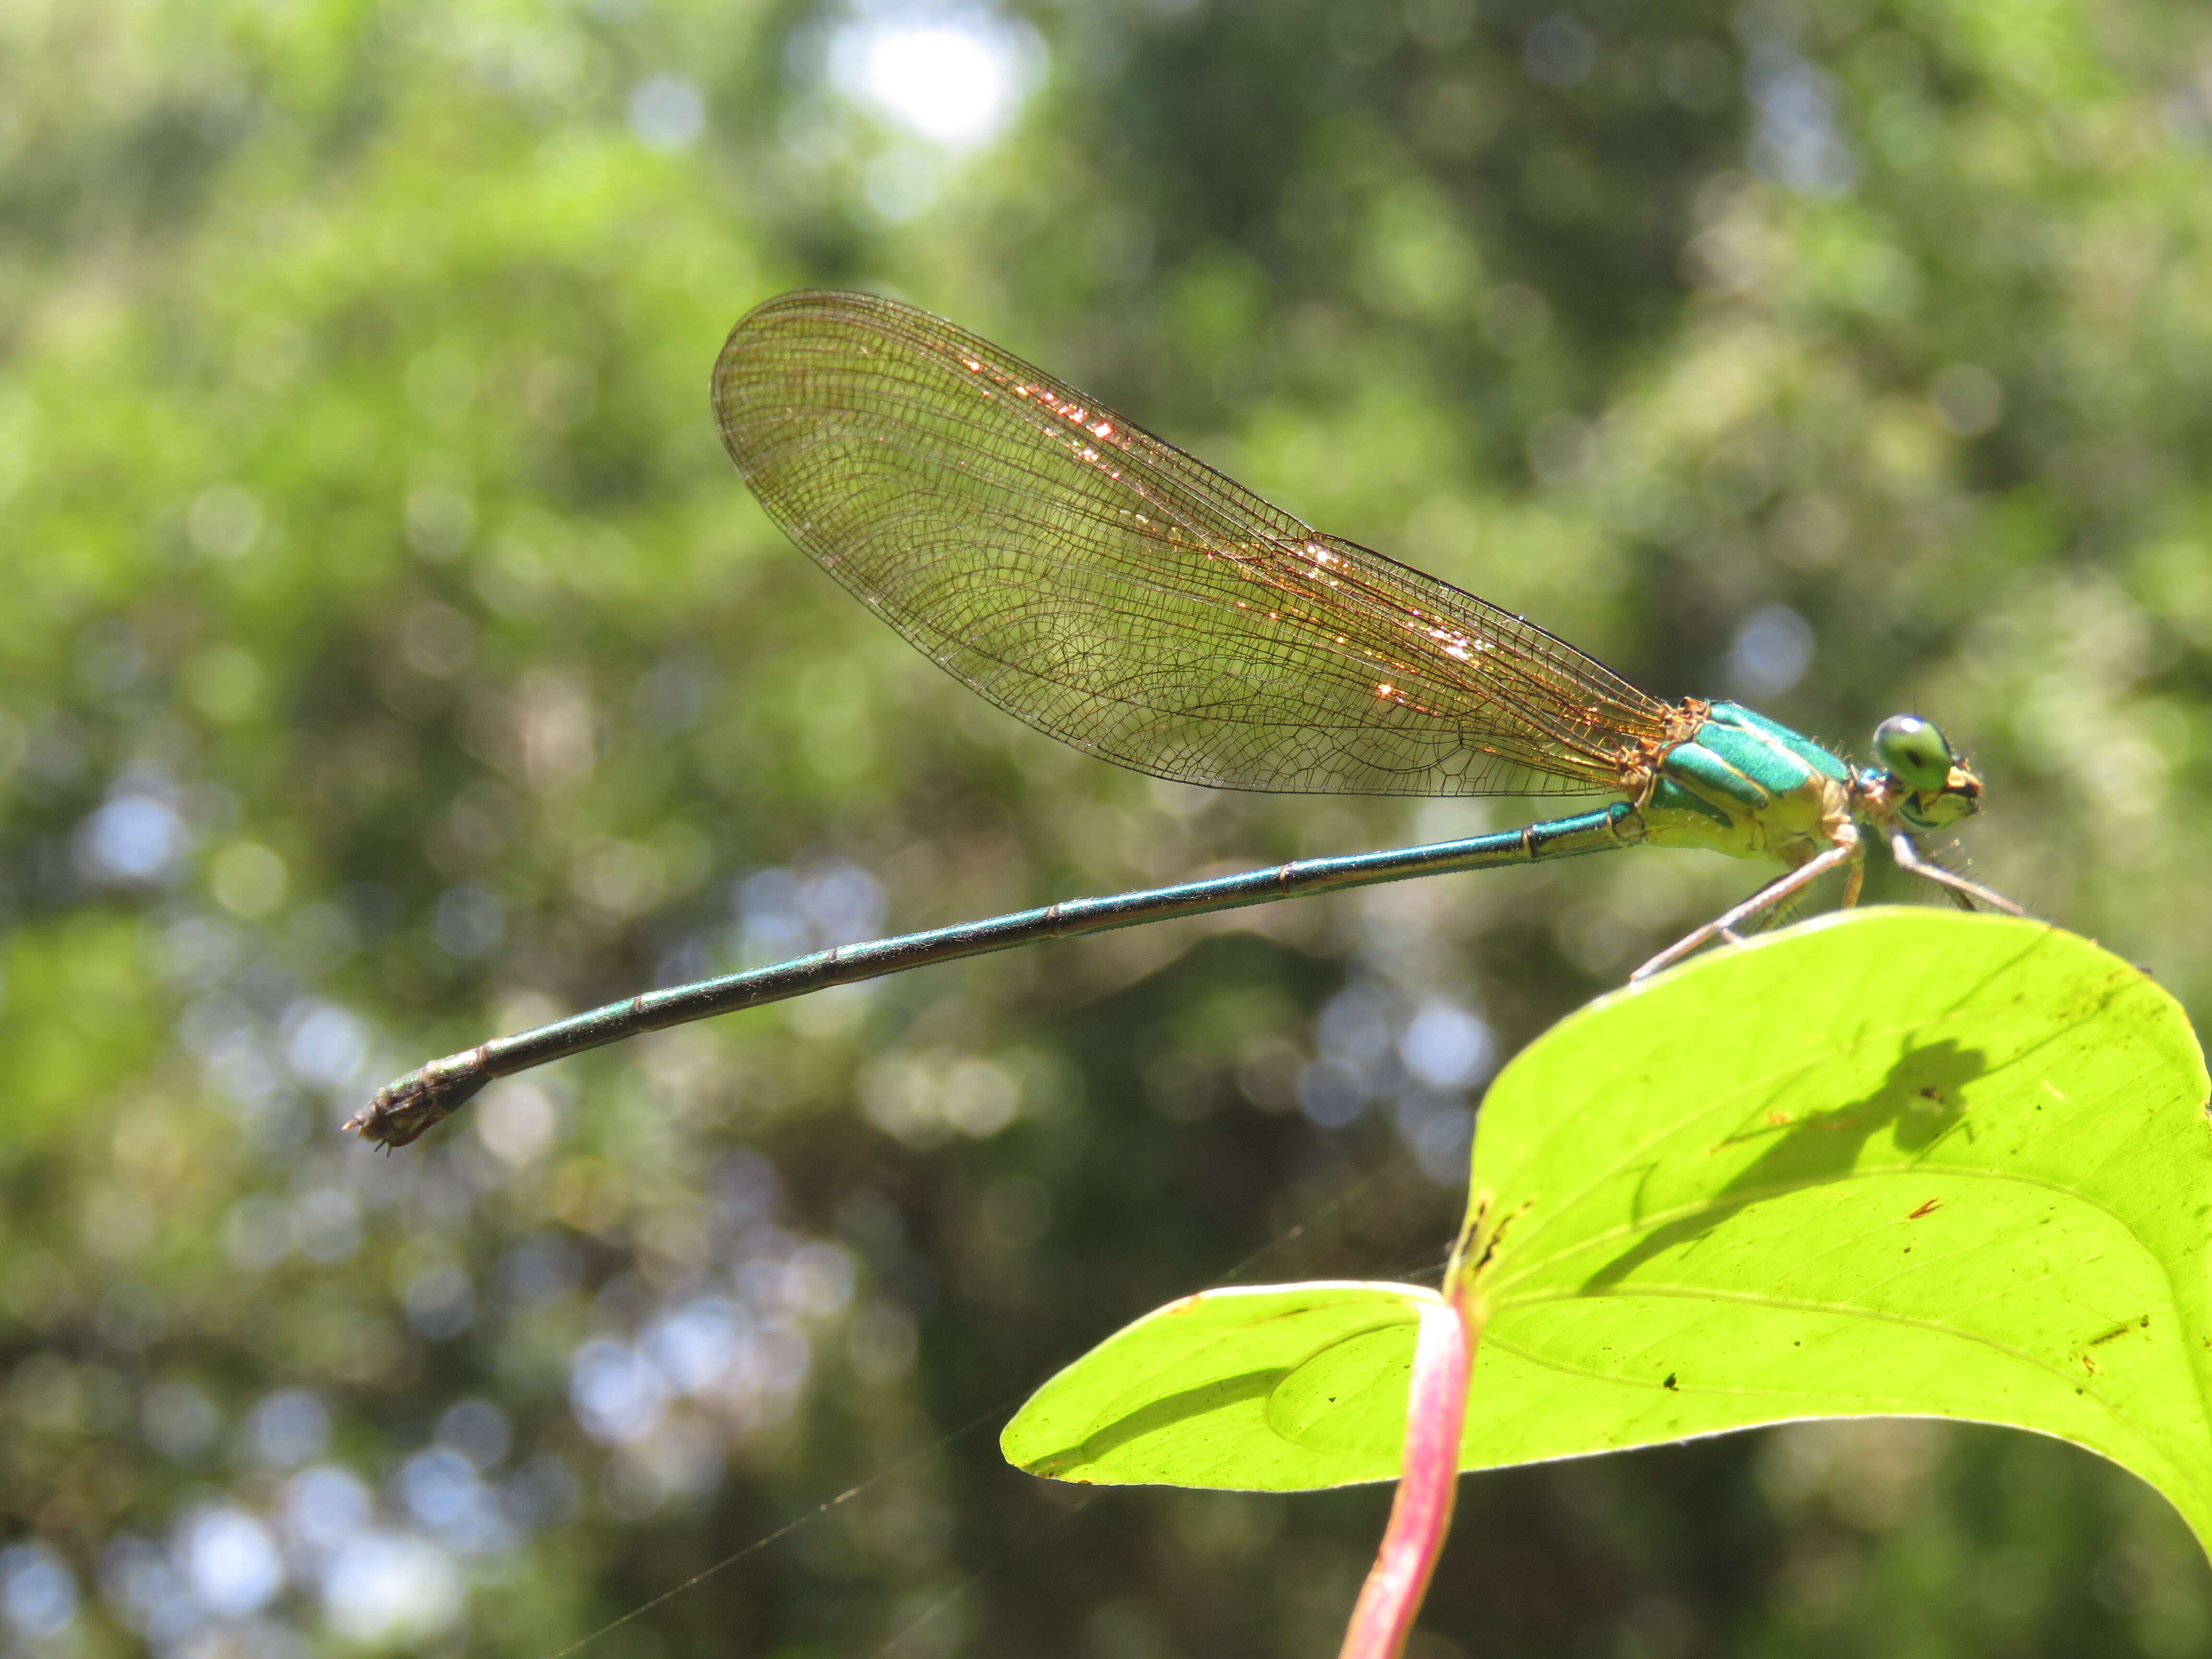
xmin=1872 ymin=714 xmax=1953 ymax=790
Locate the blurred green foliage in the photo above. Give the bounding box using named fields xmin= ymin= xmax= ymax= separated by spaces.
xmin=6 ymin=0 xmax=2212 ymax=1654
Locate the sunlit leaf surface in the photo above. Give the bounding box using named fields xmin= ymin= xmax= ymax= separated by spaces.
xmin=1005 ymin=1282 xmax=1431 ymax=1490
xmin=1005 ymin=910 xmax=2212 ymax=1553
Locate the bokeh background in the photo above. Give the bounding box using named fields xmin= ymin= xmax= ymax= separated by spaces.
xmin=8 ymin=0 xmax=2212 ymax=1653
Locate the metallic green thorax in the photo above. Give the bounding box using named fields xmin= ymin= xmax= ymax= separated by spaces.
xmin=1642 ymin=701 xmax=1857 ymax=865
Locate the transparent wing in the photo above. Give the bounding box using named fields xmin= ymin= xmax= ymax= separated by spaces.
xmin=712 ymin=289 xmax=1677 ymax=797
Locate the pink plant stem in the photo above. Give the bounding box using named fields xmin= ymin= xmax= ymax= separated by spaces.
xmin=1335 ymin=1286 xmax=1479 ymax=1659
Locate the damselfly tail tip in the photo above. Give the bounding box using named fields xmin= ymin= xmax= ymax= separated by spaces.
xmin=346 ymin=1059 xmax=490 ymax=1150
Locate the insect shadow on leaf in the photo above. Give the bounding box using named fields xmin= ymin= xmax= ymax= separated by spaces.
xmin=1581 ymin=1038 xmax=1988 ymax=1292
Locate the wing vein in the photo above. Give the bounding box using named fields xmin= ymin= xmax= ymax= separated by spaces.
xmin=712 ymin=290 xmax=1679 ymax=798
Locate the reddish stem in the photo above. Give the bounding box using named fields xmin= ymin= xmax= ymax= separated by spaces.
xmin=1335 ymin=1286 xmax=1479 ymax=1659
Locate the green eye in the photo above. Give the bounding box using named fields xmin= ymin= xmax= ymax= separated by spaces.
xmin=1873 ymin=715 xmax=1954 ymax=790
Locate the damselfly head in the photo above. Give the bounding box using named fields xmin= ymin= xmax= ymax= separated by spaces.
xmin=1871 ymin=714 xmax=1981 ymax=830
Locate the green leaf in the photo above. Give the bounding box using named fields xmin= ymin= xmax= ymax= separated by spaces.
xmin=1003 ymin=1281 xmax=1434 ymax=1490
xmin=1003 ymin=910 xmax=2212 ymax=1554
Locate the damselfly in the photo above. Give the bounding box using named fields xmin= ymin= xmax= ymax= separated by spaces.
xmin=350 ymin=290 xmax=2018 ymax=1149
